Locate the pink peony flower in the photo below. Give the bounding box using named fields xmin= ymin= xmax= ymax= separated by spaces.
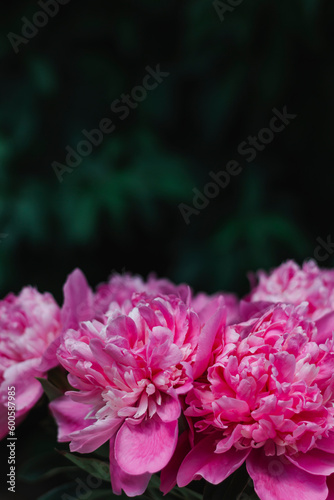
xmin=245 ymin=260 xmax=334 ymax=321
xmin=0 ymin=288 xmax=61 ymax=439
xmin=60 ymin=267 xmax=239 ymax=327
xmin=56 ymin=268 xmax=190 ymax=332
xmin=177 ymin=302 xmax=334 ymax=500
xmin=50 ymin=292 xmax=226 ymax=497
xmin=191 ymin=291 xmax=240 ymax=326
xmin=94 ymin=272 xmax=190 ymax=319
xmin=43 ymin=268 xmax=238 ymax=376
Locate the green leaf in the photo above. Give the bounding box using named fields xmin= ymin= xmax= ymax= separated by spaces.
xmin=170 ymin=486 xmax=203 ymax=500
xmin=36 ymin=377 xmax=63 ymax=402
xmin=93 ymin=442 xmax=110 ymax=459
xmin=146 ymin=475 xmax=202 ymax=500
xmin=18 ymin=451 xmax=78 ymax=482
xmin=37 ymin=483 xmax=116 ymax=500
xmin=203 ymin=465 xmax=255 ymax=500
xmin=59 ymin=450 xmax=111 ymax=482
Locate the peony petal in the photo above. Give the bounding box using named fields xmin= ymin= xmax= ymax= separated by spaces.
xmin=39 ymin=333 xmax=64 ymax=372
xmin=49 ymin=396 xmax=90 ymax=442
xmin=115 ymin=417 xmax=178 ymax=475
xmin=272 ymin=352 xmax=296 ymax=384
xmin=247 ymin=448 xmax=328 ymax=500
xmin=287 ymin=449 xmax=334 ymax=476
xmin=1 ymin=358 xmax=43 ymax=412
xmin=214 ymin=396 xmax=249 ymax=421
xmin=109 ymin=435 xmax=151 ymax=497
xmin=314 ymin=312 xmax=334 ymax=344
xmin=148 ymin=326 xmax=183 ymax=371
xmin=0 ymin=359 xmax=44 ymax=439
xmin=177 ymin=435 xmax=250 ymax=486
xmin=240 ymin=299 xmax=273 ymax=321
xmin=317 ymin=433 xmax=334 ymax=454
xmin=69 ymin=416 xmax=121 ymax=453
xmin=156 ymin=394 xmax=181 ymax=423
xmin=193 ymin=306 xmax=226 ymax=379
xmin=61 ymin=268 xmax=94 ymax=331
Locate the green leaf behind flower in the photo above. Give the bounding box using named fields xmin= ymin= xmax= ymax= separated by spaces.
xmin=36 ymin=377 xmax=63 ymax=402
xmin=59 ymin=450 xmax=111 ymax=482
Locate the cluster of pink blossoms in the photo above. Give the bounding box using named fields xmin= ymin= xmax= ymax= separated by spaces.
xmin=0 ymin=287 xmax=61 ymax=438
xmin=1 ymin=260 xmax=334 ymax=500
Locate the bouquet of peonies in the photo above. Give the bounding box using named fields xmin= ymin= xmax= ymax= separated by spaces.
xmin=1 ymin=260 xmax=334 ymax=500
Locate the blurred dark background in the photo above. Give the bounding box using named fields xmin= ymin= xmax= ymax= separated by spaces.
xmin=1 ymin=0 xmax=334 ymax=304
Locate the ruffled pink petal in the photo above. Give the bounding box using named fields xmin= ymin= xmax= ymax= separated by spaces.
xmin=193 ymin=306 xmax=226 ymax=379
xmin=177 ymin=435 xmax=250 ymax=486
xmin=287 ymin=449 xmax=334 ymax=476
xmin=61 ymin=268 xmax=94 ymax=331
xmin=160 ymin=431 xmax=191 ymax=494
xmin=247 ymin=448 xmax=328 ymax=500
xmin=109 ymin=435 xmax=151 ymax=497
xmin=314 ymin=312 xmax=334 ymax=344
xmin=39 ymin=334 xmax=63 ymax=372
xmin=69 ymin=416 xmax=121 ymax=453
xmin=40 ymin=270 xmax=94 ymax=371
xmin=49 ymin=396 xmax=90 ymax=442
xmin=240 ymin=299 xmax=272 ymax=321
xmin=147 ymin=326 xmax=183 ymax=371
xmin=1 ymin=358 xmax=43 ymax=412
xmin=192 ymin=292 xmax=239 ymax=326
xmin=317 ymin=433 xmax=334 ymax=454
xmin=115 ymin=417 xmax=178 ymax=475
xmin=156 ymin=394 xmax=181 ymax=423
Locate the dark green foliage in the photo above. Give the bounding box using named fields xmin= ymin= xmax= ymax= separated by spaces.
xmin=0 ymin=2 xmax=333 ymax=498
xmin=0 ymin=0 xmax=333 ymax=301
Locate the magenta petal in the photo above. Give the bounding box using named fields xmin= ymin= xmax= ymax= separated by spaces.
xmin=109 ymin=436 xmax=151 ymax=497
xmin=177 ymin=435 xmax=250 ymax=486
xmin=317 ymin=433 xmax=334 ymax=454
xmin=1 ymin=358 xmax=43 ymax=412
xmin=287 ymin=449 xmax=334 ymax=476
xmin=240 ymin=299 xmax=272 ymax=321
xmin=247 ymin=448 xmax=328 ymax=500
xmin=61 ymin=268 xmax=94 ymax=331
xmin=193 ymin=306 xmax=226 ymax=379
xmin=0 ymin=359 xmax=43 ymax=439
xmin=115 ymin=417 xmax=178 ymax=475
xmin=156 ymin=394 xmax=181 ymax=423
xmin=49 ymin=396 xmax=89 ymax=442
xmin=39 ymin=334 xmax=63 ymax=372
xmin=69 ymin=417 xmax=121 ymax=453
xmin=314 ymin=311 xmax=334 ymax=344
